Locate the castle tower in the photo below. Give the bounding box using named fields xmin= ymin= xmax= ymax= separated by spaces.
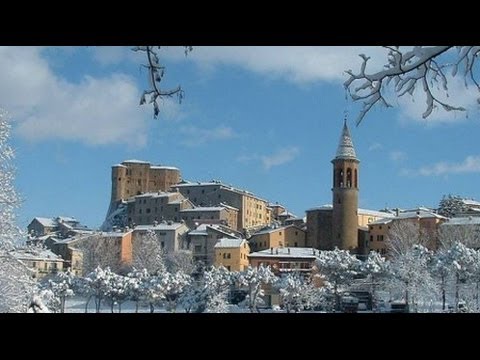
xmin=331 ymin=120 xmax=359 ymax=251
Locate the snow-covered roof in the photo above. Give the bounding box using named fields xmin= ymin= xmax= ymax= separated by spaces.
xmin=34 ymin=217 xmax=57 ymax=227
xmin=368 ymin=218 xmax=393 ymax=226
xmin=180 ymin=207 xmax=227 ymax=212
xmin=13 ymin=248 xmax=64 ymax=262
xmin=112 ymin=163 xmax=127 ymax=168
xmin=134 ymin=223 xmax=186 ymax=231
xmin=219 ymin=203 xmax=239 ymax=211
xmin=335 ymin=121 xmax=357 ymax=160
xmin=279 ymin=211 xmax=296 ymax=217
xmin=135 ymin=192 xmax=173 ymax=198
xmin=150 ymin=165 xmax=179 ymax=171
xmin=214 ymin=238 xmax=246 ymax=248
xmin=251 ymin=225 xmax=293 ymax=236
xmin=174 ymin=181 xmax=268 ymax=202
xmin=122 ymin=159 xmax=150 ymax=164
xmin=188 ymin=224 xmax=241 ymax=238
xmin=442 ymin=217 xmax=480 ymax=226
xmin=358 ymin=209 xmax=395 ymax=218
xmin=306 ymin=204 xmax=333 ymax=212
xmin=306 ymin=205 xmax=394 ymax=219
xmin=462 ymin=199 xmax=480 ymax=207
xmin=249 ymin=247 xmax=319 ymax=259
xmin=57 ymin=216 xmax=78 ymax=223
xmin=369 ymin=210 xmax=447 ymax=226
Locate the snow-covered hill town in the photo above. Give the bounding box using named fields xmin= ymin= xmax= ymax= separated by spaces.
xmin=4 ymin=121 xmax=480 ymax=313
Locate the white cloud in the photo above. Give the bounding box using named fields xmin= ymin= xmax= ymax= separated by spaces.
xmin=0 ymin=47 xmax=153 ymax=147
xmin=368 ymin=142 xmax=383 ymax=151
xmin=91 ymin=46 xmax=142 ymax=66
xmin=179 ymin=125 xmax=237 ymax=147
xmin=389 ymin=151 xmax=407 ymax=162
xmin=405 ymin=155 xmax=480 ymax=176
xmin=261 ymin=147 xmax=300 ymax=170
xmin=162 ymin=46 xmax=387 ymax=84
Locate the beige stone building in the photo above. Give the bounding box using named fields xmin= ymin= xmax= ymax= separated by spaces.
xmin=173 ymin=181 xmax=271 ymax=231
xmin=180 ymin=205 xmax=238 ymax=229
xmin=249 ymin=225 xmax=306 ymax=252
xmin=126 ymin=191 xmax=193 ymax=226
xmin=110 ymin=160 xmax=181 ymax=203
xmin=214 ymin=238 xmax=250 ymax=271
xmin=188 ymin=224 xmax=243 ymax=267
xmin=133 ymin=222 xmax=190 ymax=254
xmin=12 ymin=248 xmax=65 ymax=279
xmin=367 ymin=208 xmax=447 ymax=255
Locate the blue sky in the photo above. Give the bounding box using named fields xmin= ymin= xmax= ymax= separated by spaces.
xmin=2 ymin=46 xmax=480 ymax=229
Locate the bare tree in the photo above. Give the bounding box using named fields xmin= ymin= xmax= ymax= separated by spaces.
xmin=133 ymin=46 xmax=192 ymax=118
xmin=386 ymin=220 xmax=433 ymax=258
xmin=345 ymin=46 xmax=480 ymax=124
xmin=79 ymin=234 xmax=123 ymax=274
xmin=132 ymin=229 xmax=166 ymax=275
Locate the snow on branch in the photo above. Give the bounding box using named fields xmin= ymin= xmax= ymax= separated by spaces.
xmin=345 ymin=46 xmax=480 ymax=124
xmin=133 ymin=46 xmax=192 ymax=119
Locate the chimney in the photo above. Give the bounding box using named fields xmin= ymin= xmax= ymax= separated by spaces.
xmin=275 ymin=248 xmax=278 ymax=255
xmin=270 ymin=247 xmax=273 ymax=254
xmin=395 ymin=208 xmax=399 ymax=217
xmin=288 ymin=248 xmax=290 ymax=254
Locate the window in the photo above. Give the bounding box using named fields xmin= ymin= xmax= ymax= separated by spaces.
xmin=146 ymin=208 xmax=151 ymax=214
xmin=202 ymin=189 xmax=205 ymax=194
xmin=118 ymin=177 xmax=121 ymax=181
xmin=139 ymin=209 xmax=142 ymax=214
xmin=226 ymin=266 xmax=231 ymax=271
xmin=223 ymin=253 xmax=226 ymax=259
xmin=187 ymin=190 xmax=190 ymax=194
xmin=379 ymin=226 xmax=382 ymax=230
xmin=279 ymin=231 xmax=282 ymax=235
xmin=370 ymin=235 xmax=373 ymax=242
xmin=32 ymin=261 xmax=36 ymax=268
xmin=194 ymin=245 xmax=202 ymax=252
xmin=294 ymin=242 xmax=298 ymax=247
xmin=295 ymin=231 xmax=298 ymax=235
xmin=53 ymin=263 xmax=57 ymax=269
xmin=227 ymin=253 xmax=231 ymax=259
xmin=161 ymin=241 xmax=165 ymax=249
xmin=137 ymin=180 xmax=141 ymax=186
xmin=44 ymin=263 xmax=48 ymax=270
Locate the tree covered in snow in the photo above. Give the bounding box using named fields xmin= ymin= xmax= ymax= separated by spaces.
xmin=315 ymin=248 xmax=361 ymax=310
xmin=275 ymin=273 xmax=326 ymax=313
xmin=388 ymin=245 xmax=437 ymax=311
xmin=133 ymin=46 xmax=192 ymax=118
xmin=82 ymin=266 xmax=113 ymax=313
xmin=103 ymin=271 xmax=130 ymax=313
xmin=45 ymin=268 xmax=75 ymax=313
xmin=179 ymin=266 xmax=232 ymax=313
xmin=159 ymin=271 xmax=191 ymax=312
xmin=132 ymin=229 xmax=166 ymax=275
xmin=437 ymin=194 xmax=469 ymax=218
xmin=345 ymin=46 xmax=480 ymax=124
xmin=0 ymin=110 xmax=36 ymax=312
xmin=360 ymin=251 xmax=389 ymax=309
xmin=430 ymin=248 xmax=453 ymax=311
xmin=236 ymin=265 xmax=277 ymax=313
xmin=444 ymin=242 xmax=477 ymax=311
xmin=125 ymin=268 xmax=150 ymax=313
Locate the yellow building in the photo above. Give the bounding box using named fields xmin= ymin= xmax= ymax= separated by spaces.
xmin=110 ymin=160 xmax=181 ymax=203
xmin=214 ymin=238 xmax=250 ymax=271
xmin=249 ymin=225 xmax=306 ymax=252
xmin=12 ymin=248 xmax=65 ymax=279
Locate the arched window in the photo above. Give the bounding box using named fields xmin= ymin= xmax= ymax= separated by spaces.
xmin=354 ymin=169 xmax=358 ymax=188
xmin=346 ymin=168 xmax=352 ymax=188
xmin=338 ymin=169 xmax=344 ymax=187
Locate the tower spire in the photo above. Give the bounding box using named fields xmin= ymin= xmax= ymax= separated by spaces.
xmin=335 ymin=120 xmax=357 ymax=160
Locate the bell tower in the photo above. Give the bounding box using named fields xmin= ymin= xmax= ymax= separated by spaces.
xmin=332 ymin=119 xmax=359 ymax=251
